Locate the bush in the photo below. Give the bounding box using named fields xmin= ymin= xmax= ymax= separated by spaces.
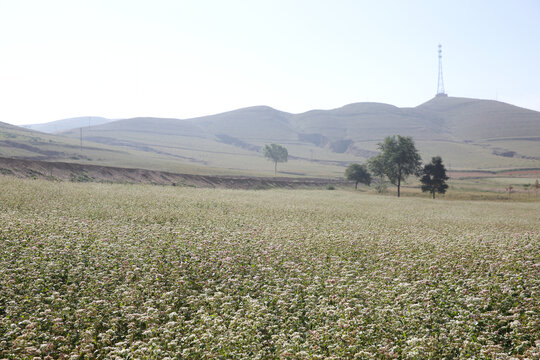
xmin=374 ymin=179 xmax=388 ymax=193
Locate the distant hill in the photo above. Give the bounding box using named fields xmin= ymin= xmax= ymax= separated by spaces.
xmin=23 ymin=116 xmax=112 ymax=133
xmin=0 ymin=120 xmax=218 ymax=175
xmin=194 ymin=106 xmax=297 ymax=141
xmin=2 ymin=96 xmax=540 ymax=176
xmin=291 ymin=97 xmax=540 ymax=142
xmin=415 ymin=96 xmax=540 ymax=140
xmin=290 ymin=102 xmax=449 ymax=142
xmin=58 ymin=96 xmax=540 ymax=172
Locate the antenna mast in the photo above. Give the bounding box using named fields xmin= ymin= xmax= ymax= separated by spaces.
xmin=436 ymin=44 xmax=447 ymax=97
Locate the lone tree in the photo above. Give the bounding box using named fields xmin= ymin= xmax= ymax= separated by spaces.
xmin=262 ymin=143 xmax=288 ymax=176
xmin=368 ymin=135 xmax=422 ymax=197
xmin=420 ymin=156 xmax=449 ymax=199
xmin=345 ymin=163 xmax=372 ymax=189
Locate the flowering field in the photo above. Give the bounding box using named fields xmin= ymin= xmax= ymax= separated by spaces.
xmin=0 ymin=177 xmax=539 ymax=359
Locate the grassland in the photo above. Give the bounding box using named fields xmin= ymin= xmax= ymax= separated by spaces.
xmin=1 ymin=177 xmax=539 ymax=359
xmin=5 ymin=95 xmax=539 ymax=177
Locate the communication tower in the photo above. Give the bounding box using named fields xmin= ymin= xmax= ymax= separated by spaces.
xmin=436 ymin=44 xmax=447 ymax=97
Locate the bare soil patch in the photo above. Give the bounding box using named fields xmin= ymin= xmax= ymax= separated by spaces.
xmin=0 ymin=156 xmax=347 ymax=189
xmin=449 ymin=168 xmax=540 ymax=179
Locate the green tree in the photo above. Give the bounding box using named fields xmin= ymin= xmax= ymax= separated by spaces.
xmin=420 ymin=156 xmax=449 ymax=199
xmin=262 ymin=143 xmax=288 ymax=176
xmin=345 ymin=163 xmax=372 ymax=189
xmin=368 ymin=153 xmax=388 ymax=193
xmin=368 ymin=135 xmax=422 ymax=197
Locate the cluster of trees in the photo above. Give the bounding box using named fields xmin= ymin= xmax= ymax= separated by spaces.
xmin=346 ymin=135 xmax=449 ymax=198
xmin=262 ymin=136 xmax=449 ymax=198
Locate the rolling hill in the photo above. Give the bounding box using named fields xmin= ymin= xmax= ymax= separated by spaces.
xmin=415 ymin=96 xmax=540 ymax=141
xmin=0 ymin=120 xmax=227 ymax=175
xmin=22 ymin=116 xmax=112 ymax=133
xmin=2 ymin=96 xmax=540 ymax=176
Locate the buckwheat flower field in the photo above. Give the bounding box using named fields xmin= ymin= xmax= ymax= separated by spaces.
xmin=0 ymin=177 xmax=539 ymax=359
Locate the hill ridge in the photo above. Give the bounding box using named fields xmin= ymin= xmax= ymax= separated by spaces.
xmin=2 ymin=96 xmax=539 ymax=174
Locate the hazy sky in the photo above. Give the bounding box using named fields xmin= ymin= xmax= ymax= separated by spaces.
xmin=1 ymin=0 xmax=539 ymax=125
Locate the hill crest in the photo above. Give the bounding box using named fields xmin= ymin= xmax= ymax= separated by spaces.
xmin=2 ymin=96 xmax=539 ymax=174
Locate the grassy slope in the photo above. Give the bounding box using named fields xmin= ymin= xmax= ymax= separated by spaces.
xmin=0 ymin=121 xmax=353 ymax=177
xmin=59 ymin=96 xmax=540 ymax=172
xmin=57 ymin=110 xmax=358 ymax=176
xmin=23 ymin=116 xmax=112 ymax=133
xmin=0 ymin=121 xmax=232 ymax=175
xmin=2 ymin=96 xmax=540 ymax=175
xmin=416 ymin=96 xmax=540 ymax=140
xmin=290 ymin=102 xmax=450 ymax=141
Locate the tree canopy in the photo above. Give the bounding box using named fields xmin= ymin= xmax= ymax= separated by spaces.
xmin=420 ymin=156 xmax=449 ymax=199
xmin=262 ymin=143 xmax=288 ymax=176
xmin=345 ymin=163 xmax=372 ymax=189
xmin=368 ymin=135 xmax=422 ymax=197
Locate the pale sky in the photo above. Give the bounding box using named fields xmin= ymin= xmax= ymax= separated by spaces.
xmin=1 ymin=0 xmax=539 ymax=125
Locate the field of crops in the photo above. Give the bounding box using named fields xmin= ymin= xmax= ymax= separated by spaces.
xmin=1 ymin=177 xmax=539 ymax=359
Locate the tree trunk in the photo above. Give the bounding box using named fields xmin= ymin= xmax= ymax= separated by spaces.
xmin=274 ymin=161 xmax=277 ymax=176
xmin=397 ymin=167 xmax=402 ymax=197
xmin=355 ymin=181 xmax=358 ymax=190
xmin=432 ymin=190 xmax=435 ymax=199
